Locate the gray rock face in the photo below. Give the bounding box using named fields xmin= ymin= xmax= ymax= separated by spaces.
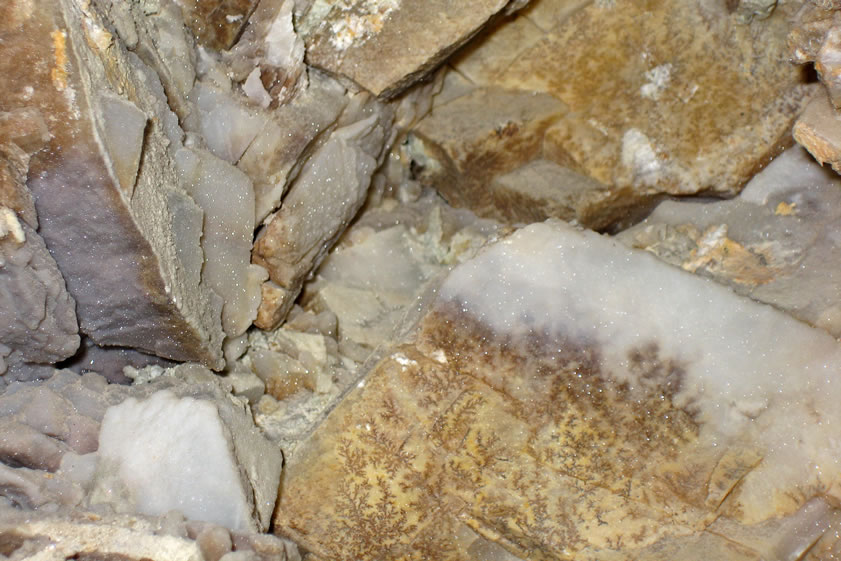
xmin=1 ymin=0 xmax=227 ymax=368
xmin=252 ymin=92 xmax=396 ymax=329
xmin=0 ymin=217 xmax=79 ymax=378
xmin=0 ymin=365 xmax=283 ymax=537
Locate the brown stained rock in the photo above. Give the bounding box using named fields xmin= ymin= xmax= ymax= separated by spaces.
xmin=421 ymin=0 xmax=813 ymax=228
xmin=407 ymin=87 xmax=567 ymax=217
xmin=253 ymin=280 xmax=291 ymax=330
xmin=276 ymin=221 xmax=841 ymax=559
xmin=817 ymin=26 xmax=841 ymax=109
xmin=449 ymin=12 xmax=545 ymax=86
xmin=252 ymin=94 xmax=394 ymax=329
xmin=489 ymin=159 xmax=660 ymax=230
xmin=794 ymin=90 xmax=841 ymax=170
xmin=1 ymin=0 xmax=225 ymax=368
xmin=496 ymin=0 xmax=811 ymax=197
xmin=175 ymin=0 xmax=259 ymax=50
xmin=297 ymin=0 xmax=523 ymax=97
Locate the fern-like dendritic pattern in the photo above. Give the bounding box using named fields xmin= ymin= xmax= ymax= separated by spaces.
xmin=276 ymin=222 xmax=841 ymax=560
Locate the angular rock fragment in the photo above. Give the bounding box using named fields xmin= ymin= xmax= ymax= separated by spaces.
xmin=794 ymin=90 xmax=841 ymax=171
xmin=1 ymin=0 xmax=227 ymax=367
xmin=237 ymin=71 xmax=349 ymax=223
xmin=175 ymin=147 xmax=267 ymax=341
xmin=489 ymin=158 xmax=657 ymax=230
xmin=618 ymin=147 xmax=841 ymax=338
xmin=296 ymin=0 xmax=525 ymax=97
xmin=226 ymin=0 xmax=307 ymax=106
xmin=277 ymin=220 xmax=841 ymax=560
xmin=407 ymin=87 xmax=567 ymax=219
xmin=417 ymin=0 xmax=813 ymax=227
xmin=252 ymin=93 xmax=395 ymax=328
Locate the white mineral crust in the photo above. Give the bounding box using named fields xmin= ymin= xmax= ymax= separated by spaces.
xmin=94 ymin=390 xmax=259 ymax=531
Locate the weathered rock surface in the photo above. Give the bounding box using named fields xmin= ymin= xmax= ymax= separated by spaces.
xmin=618 ymin=146 xmax=841 ymax=339
xmin=0 ymin=103 xmax=79 ymax=380
xmin=793 ymin=89 xmax=841 ymax=171
xmin=414 ymin=0 xmax=813 ymax=228
xmin=1 ymin=0 xmax=227 ymax=368
xmin=0 ymin=215 xmax=79 ymax=380
xmin=296 ymin=0 xmax=526 ymax=97
xmin=276 ymin=220 xmax=841 ymax=560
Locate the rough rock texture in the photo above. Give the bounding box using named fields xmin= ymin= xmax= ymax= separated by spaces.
xmin=413 ymin=0 xmax=813 ymax=228
xmin=276 ymin=220 xmax=841 ymax=560
xmin=237 ymin=71 xmax=349 ymax=223
xmin=490 ymin=158 xmax=658 ymax=230
xmin=296 ymin=0 xmax=526 ymax=97
xmin=252 ymin=93 xmax=395 ymax=329
xmin=1 ymin=0 xmax=226 ymax=368
xmin=224 ymin=0 xmax=308 ymax=107
xmin=0 ymin=104 xmax=79 ymax=380
xmin=0 ymin=216 xmax=79 ymax=379
xmin=789 ymin=1 xmax=841 ymax=107
xmin=618 ymin=146 xmax=841 ymax=339
xmin=0 ymin=365 xmax=282 ymax=535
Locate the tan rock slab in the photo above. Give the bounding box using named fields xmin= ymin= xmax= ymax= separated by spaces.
xmin=276 ymin=221 xmax=841 ymax=559
xmin=498 ymin=0 xmax=811 ymax=196
xmin=296 ymin=0 xmax=523 ymax=97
